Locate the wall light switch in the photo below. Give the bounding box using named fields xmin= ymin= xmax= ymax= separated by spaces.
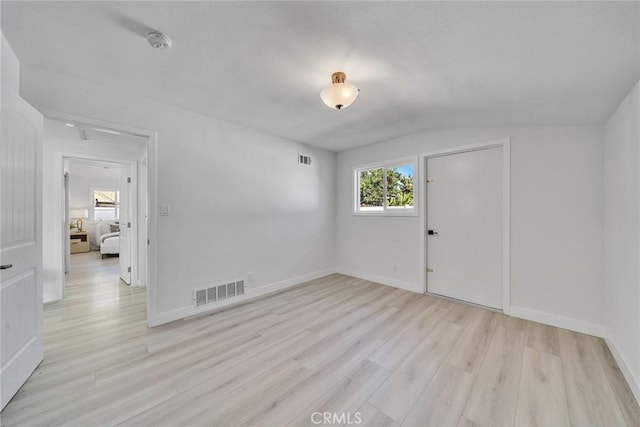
xmin=160 ymin=204 xmax=170 ymax=216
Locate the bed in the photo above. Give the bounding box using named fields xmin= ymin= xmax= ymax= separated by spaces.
xmin=100 ymin=232 xmax=120 ymax=258
xmin=96 ymin=222 xmax=120 ymax=258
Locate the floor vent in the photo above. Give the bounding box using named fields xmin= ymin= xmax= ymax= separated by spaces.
xmin=194 ymin=278 xmax=246 ymax=307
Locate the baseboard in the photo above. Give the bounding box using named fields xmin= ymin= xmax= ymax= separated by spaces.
xmin=335 ymin=267 xmax=423 ymax=294
xmin=147 ymin=268 xmax=336 ymax=327
xmin=510 ymin=305 xmax=605 ymax=337
xmin=604 ymin=333 xmax=640 ymax=405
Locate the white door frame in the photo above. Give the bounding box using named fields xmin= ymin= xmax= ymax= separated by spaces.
xmin=43 ymin=111 xmax=158 ymax=327
xmin=419 ymin=138 xmax=511 ymax=314
xmin=63 ymin=155 xmax=137 ymax=284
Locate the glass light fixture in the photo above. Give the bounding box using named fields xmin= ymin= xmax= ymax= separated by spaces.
xmin=320 ymin=72 xmax=359 ymax=110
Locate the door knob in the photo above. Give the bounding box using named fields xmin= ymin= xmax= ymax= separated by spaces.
xmin=427 ymin=230 xmax=438 ymax=235
xmin=0 ymin=264 xmax=13 ymax=270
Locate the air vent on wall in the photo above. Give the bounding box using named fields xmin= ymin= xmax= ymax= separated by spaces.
xmin=194 ymin=277 xmax=246 ymax=307
xmin=194 ymin=289 xmax=207 ymax=307
xmin=217 ymin=284 xmax=227 ymax=300
xmin=227 ymin=282 xmax=236 ymax=298
xmin=207 ymin=286 xmax=217 ymax=303
xmin=298 ymin=153 xmax=312 ymax=165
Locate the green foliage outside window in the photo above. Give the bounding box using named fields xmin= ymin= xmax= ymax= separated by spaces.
xmin=359 ymin=168 xmax=384 ymax=207
xmin=387 ymin=168 xmax=414 ymax=207
xmin=359 ymin=166 xmax=414 ymax=209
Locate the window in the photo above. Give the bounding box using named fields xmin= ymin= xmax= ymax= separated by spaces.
xmin=354 ymin=158 xmax=417 ymax=215
xmin=93 ymin=189 xmax=119 ymax=221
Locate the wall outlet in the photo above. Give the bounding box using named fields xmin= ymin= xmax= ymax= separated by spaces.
xmin=248 ymin=272 xmax=254 ymax=282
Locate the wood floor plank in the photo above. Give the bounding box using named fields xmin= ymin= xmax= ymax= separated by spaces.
xmin=2 ymin=373 xmax=96 ymax=418
xmin=525 ymin=320 xmax=560 ymax=356
xmin=514 ymin=347 xmax=570 ymax=427
xmin=401 ymin=364 xmax=474 ymax=427
xmin=369 ymin=304 xmax=448 ymax=371
xmin=445 ymin=304 xmax=482 ymax=328
xmin=288 ymin=360 xmax=390 ymax=427
xmin=370 ymin=297 xmax=434 ymax=342
xmin=171 ymin=329 xmax=321 ymax=393
xmin=2 ymin=251 xmax=637 ymax=427
xmin=120 ymin=332 xmax=321 ymax=426
xmin=462 ymin=325 xmax=525 ymax=427
xmin=368 ymin=320 xmax=462 ymax=422
xmin=557 ymin=329 xmax=628 ymax=426
xmin=589 ymin=336 xmax=640 ymax=426
xmin=356 ymin=403 xmax=399 ymax=427
xmin=179 ymin=359 xmax=311 ymax=426
xmin=446 ymin=309 xmax=498 ymax=374
xmin=239 ymin=334 xmax=385 ymax=426
xmin=458 ymin=416 xmax=483 ymax=427
xmin=295 ymin=306 xmax=397 ymax=370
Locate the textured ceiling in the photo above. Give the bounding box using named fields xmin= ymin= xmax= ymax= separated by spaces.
xmin=3 ymin=1 xmax=639 ymax=151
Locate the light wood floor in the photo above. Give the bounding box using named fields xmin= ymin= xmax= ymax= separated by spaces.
xmin=2 ymin=251 xmax=639 ymax=426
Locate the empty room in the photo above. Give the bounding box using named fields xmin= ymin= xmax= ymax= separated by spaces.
xmin=1 ymin=1 xmax=639 ymax=426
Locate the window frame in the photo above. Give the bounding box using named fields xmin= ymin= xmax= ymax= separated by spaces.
xmin=90 ymin=187 xmax=120 ymax=221
xmin=353 ymin=157 xmax=418 ymax=216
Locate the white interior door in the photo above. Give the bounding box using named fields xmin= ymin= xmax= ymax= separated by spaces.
xmin=0 ymin=84 xmax=44 ymax=409
xmin=119 ymin=174 xmax=131 ymax=284
xmin=426 ymin=146 xmax=503 ymax=309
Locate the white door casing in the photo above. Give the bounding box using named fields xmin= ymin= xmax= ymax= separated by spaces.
xmin=0 ymin=84 xmax=44 ymax=409
xmin=119 ymin=173 xmax=131 ymax=285
xmin=426 ymin=145 xmax=505 ymax=310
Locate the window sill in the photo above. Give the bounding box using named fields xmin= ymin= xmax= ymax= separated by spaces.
xmin=352 ymin=210 xmax=418 ymax=217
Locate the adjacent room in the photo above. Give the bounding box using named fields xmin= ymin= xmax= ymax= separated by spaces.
xmin=1 ymin=1 xmax=639 ymax=426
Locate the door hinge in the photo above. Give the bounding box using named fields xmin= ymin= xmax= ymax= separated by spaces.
xmin=127 ymin=266 xmax=131 ymax=273
xmin=127 ymin=177 xmax=132 ymax=183
xmin=127 ymin=222 xmax=131 ymax=228
xmin=147 ymin=239 xmax=150 ymax=245
xmin=426 ymin=179 xmax=433 ymax=183
xmin=427 ymin=268 xmax=434 ymax=273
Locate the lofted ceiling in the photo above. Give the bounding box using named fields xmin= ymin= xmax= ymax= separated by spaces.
xmin=3 ymin=1 xmax=639 ymax=151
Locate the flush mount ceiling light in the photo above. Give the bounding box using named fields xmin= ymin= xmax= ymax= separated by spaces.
xmin=147 ymin=32 xmax=172 ymax=50
xmin=320 ymin=71 xmax=359 ymax=110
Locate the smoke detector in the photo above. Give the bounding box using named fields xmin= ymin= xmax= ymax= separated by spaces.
xmin=147 ymin=32 xmax=172 ymax=50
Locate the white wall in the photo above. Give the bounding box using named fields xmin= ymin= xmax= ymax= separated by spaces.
xmin=69 ymin=175 xmax=120 ymax=213
xmin=1 ymin=32 xmax=20 ymax=92
xmin=25 ymin=66 xmax=336 ymax=323
xmin=337 ymin=126 xmax=603 ymax=334
xmin=603 ymin=80 xmax=640 ymax=401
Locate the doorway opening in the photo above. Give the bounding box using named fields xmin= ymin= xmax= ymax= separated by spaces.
xmin=42 ymin=117 xmax=151 ymax=318
xmin=65 ymin=157 xmax=138 ymax=286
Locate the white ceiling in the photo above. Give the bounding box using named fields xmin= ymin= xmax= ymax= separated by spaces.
xmin=44 ymin=118 xmax=148 ymax=149
xmin=3 ymin=2 xmax=639 ymax=151
xmin=68 ymin=158 xmax=124 ymax=180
